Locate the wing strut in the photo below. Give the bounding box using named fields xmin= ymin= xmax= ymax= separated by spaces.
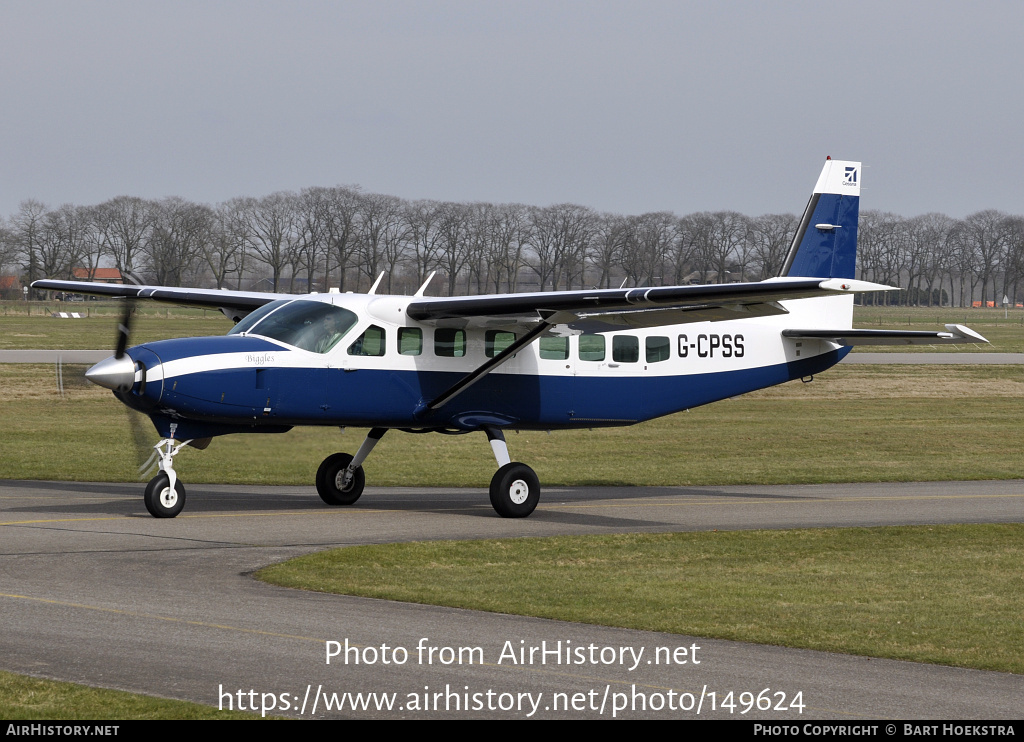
xmin=422 ymin=320 xmax=553 ymax=413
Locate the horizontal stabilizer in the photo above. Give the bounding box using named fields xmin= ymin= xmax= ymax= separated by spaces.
xmin=782 ymin=324 xmax=989 ymax=346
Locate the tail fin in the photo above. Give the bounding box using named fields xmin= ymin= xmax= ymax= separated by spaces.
xmin=780 ymin=158 xmax=861 ymax=279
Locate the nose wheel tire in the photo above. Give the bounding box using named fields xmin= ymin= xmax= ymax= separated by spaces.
xmin=489 ymin=462 xmax=540 ymax=518
xmin=144 ymin=473 xmax=186 ymax=518
xmin=316 ymin=452 xmax=365 ymax=505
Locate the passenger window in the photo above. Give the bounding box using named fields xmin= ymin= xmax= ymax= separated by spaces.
xmin=578 ymin=334 xmax=606 ymax=361
xmin=485 ymin=330 xmax=516 ymax=357
xmin=646 ymin=336 xmax=670 ymax=363
xmin=434 ymin=328 xmax=466 ymax=357
xmin=539 ymin=336 xmax=569 ymax=360
xmin=612 ymin=335 xmax=639 ymax=363
xmin=348 ymin=325 xmax=386 ymax=356
xmin=399 ymin=327 xmax=422 ymax=355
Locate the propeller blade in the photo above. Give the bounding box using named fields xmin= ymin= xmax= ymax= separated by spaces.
xmin=114 ymin=299 xmax=135 ymax=359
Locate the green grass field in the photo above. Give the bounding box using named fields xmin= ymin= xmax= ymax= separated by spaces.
xmin=2 ymin=361 xmax=1022 ymax=485
xmin=258 ymin=524 xmax=1024 ymax=674
xmin=3 ymin=301 xmax=1024 ymax=486
xmin=2 ymin=362 xmax=1024 ymax=483
xmin=0 ymin=303 xmax=232 ymax=350
xmin=0 ymin=671 xmax=264 ymax=720
xmin=850 ymin=305 xmax=1024 ymax=352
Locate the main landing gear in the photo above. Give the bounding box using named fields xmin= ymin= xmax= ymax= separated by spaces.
xmin=485 ymin=428 xmax=539 ymax=518
xmin=315 ymin=427 xmax=385 ymax=505
xmin=315 ymin=426 xmax=541 ymax=518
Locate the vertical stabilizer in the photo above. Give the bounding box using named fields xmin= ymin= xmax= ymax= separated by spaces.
xmin=781 ymin=158 xmax=861 ymax=279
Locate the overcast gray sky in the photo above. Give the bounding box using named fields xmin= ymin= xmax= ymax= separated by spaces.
xmin=2 ymin=1 xmax=1021 ymax=219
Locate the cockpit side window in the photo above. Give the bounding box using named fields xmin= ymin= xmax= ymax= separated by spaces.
xmin=229 ymin=300 xmax=357 ymax=353
xmin=348 ymin=325 xmax=386 ymax=356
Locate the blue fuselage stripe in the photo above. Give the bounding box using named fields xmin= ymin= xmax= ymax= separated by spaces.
xmin=133 ymin=348 xmax=846 ymax=435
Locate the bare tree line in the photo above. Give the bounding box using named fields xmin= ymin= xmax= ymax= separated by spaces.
xmin=2 ymin=187 xmax=1023 ymax=306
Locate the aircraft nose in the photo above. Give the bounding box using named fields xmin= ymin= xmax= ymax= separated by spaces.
xmin=85 ymin=354 xmax=137 ymax=392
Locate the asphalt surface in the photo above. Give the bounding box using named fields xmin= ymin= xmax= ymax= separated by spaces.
xmin=2 ymin=478 xmax=1022 ymax=719
xmin=0 ymin=350 xmax=110 ymax=363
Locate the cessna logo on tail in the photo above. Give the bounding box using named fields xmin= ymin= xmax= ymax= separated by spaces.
xmin=844 ymin=166 xmax=858 ymax=185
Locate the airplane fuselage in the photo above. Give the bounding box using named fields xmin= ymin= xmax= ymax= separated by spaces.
xmin=121 ymin=292 xmax=852 ymax=440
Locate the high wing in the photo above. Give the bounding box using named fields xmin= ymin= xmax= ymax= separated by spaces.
xmin=35 ymin=276 xmax=896 ymax=332
xmin=405 ymin=277 xmax=894 ymax=332
xmin=31 ymin=280 xmax=282 ymax=322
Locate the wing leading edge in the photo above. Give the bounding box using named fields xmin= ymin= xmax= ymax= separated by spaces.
xmin=34 ymin=276 xmax=899 ymax=332
xmin=31 ymin=280 xmax=283 ymax=321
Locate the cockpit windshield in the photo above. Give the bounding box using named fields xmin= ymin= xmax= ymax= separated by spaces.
xmin=228 ymin=300 xmax=358 ymax=353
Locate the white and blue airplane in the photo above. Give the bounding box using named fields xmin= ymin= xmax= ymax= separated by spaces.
xmin=34 ymin=158 xmax=987 ymax=519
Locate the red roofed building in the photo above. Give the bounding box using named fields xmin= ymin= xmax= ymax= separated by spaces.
xmin=72 ymin=268 xmax=123 ymax=283
xmin=0 ymin=275 xmax=23 ymax=300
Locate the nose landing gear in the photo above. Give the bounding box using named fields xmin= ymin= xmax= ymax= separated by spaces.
xmin=143 ymin=436 xmax=192 ymax=518
xmin=144 ymin=471 xmax=186 ymax=518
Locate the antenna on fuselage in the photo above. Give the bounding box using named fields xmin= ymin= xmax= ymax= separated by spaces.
xmin=414 ymin=271 xmax=436 ymax=297
xmin=367 ymin=272 xmax=385 ymax=295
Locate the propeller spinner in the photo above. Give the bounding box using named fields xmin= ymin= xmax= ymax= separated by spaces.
xmin=85 ymin=299 xmax=136 ymax=391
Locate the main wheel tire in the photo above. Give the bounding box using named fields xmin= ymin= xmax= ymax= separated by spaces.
xmin=144 ymin=473 xmax=186 ymax=518
xmin=489 ymin=462 xmax=540 ymax=518
xmin=316 ymin=452 xmax=365 ymax=505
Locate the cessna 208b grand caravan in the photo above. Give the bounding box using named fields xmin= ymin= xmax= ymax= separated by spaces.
xmin=34 ymin=158 xmax=986 ymax=519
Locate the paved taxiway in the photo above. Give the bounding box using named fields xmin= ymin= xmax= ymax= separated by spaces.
xmin=2 ymin=479 xmax=1021 ymax=719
